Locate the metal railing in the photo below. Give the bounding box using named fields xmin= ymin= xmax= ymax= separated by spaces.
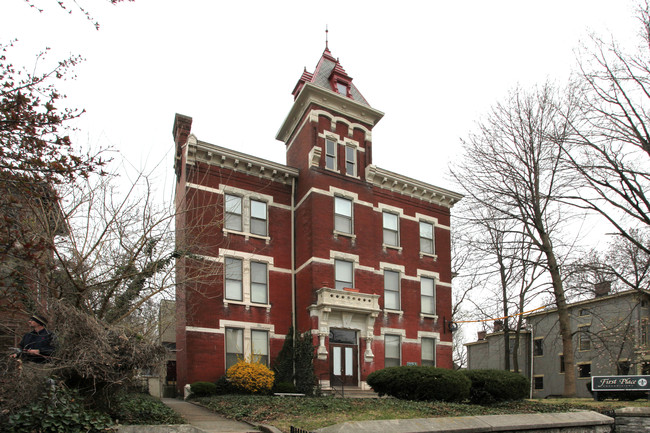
xmin=320 ymin=372 xmax=344 ymax=398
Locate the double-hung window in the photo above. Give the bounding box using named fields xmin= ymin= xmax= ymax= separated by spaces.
xmin=421 ymin=337 xmax=436 ymax=367
xmin=250 ymin=199 xmax=267 ymax=236
xmin=335 ymin=259 xmax=353 ymax=290
xmin=533 ymin=338 xmax=544 ymax=356
xmin=250 ymin=262 xmax=268 ymax=304
xmin=224 ymin=194 xmax=243 ymax=231
xmin=325 ymin=138 xmax=337 ymax=170
xmin=420 ymin=221 xmax=434 ymax=254
xmin=225 ymin=328 xmax=243 ymax=371
xmin=420 ymin=277 xmax=435 ymax=315
xmin=383 ymin=212 xmax=399 ymax=246
xmin=345 ymin=146 xmax=356 ymax=176
xmin=384 ymin=270 xmax=400 ymax=310
xmin=334 ymin=196 xmax=353 ymax=234
xmin=251 ymin=330 xmax=269 ymax=366
xmin=225 ymin=257 xmax=243 ymax=301
xmin=384 ymin=335 xmax=401 ymax=367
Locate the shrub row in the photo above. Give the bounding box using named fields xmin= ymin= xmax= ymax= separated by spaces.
xmin=366 ymin=367 xmax=529 ymax=404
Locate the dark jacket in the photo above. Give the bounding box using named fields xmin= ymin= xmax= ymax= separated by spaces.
xmin=19 ymin=328 xmax=55 ymax=363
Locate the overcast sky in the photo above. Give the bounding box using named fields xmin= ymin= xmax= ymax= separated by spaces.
xmin=1 ymin=0 xmax=642 ymax=202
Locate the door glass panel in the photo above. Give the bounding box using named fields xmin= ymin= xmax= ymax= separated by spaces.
xmin=333 ymin=347 xmax=341 ymax=375
xmin=345 ymin=347 xmax=353 ymax=376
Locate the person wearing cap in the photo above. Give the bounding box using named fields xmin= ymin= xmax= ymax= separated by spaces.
xmin=13 ymin=314 xmax=55 ymax=363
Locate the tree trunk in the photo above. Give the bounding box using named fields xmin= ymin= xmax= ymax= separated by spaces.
xmin=542 ymin=232 xmax=576 ymax=396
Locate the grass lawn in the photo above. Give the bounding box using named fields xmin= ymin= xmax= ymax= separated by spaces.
xmin=192 ymin=395 xmax=649 ymax=432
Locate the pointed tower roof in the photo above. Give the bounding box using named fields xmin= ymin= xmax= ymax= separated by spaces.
xmin=291 ymin=46 xmax=371 ymax=107
xmin=278 ymin=44 xmax=384 ymax=143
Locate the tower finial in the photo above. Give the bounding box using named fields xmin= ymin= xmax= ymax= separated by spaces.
xmin=325 ymin=25 xmax=329 ymax=51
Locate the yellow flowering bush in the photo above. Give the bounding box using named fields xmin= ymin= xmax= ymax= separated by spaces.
xmin=226 ymin=357 xmax=275 ymax=394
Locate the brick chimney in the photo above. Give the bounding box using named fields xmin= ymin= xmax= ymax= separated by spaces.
xmin=493 ymin=320 xmax=503 ymax=332
xmin=594 ymin=281 xmax=611 ymax=298
xmin=477 ymin=330 xmax=487 ymax=341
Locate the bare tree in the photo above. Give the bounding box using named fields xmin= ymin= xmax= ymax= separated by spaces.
xmin=452 ymin=200 xmax=546 ymax=373
xmin=451 ymin=82 xmax=582 ymax=395
xmin=563 ymin=2 xmax=650 ymax=256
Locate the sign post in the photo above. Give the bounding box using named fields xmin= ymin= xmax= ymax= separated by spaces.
xmin=591 ymin=375 xmax=650 ymax=401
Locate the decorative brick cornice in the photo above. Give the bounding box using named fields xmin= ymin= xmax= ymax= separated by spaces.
xmin=186 ymin=135 xmax=299 ymax=184
xmin=277 ymin=83 xmax=384 ymax=143
xmin=365 ymin=165 xmax=463 ymax=208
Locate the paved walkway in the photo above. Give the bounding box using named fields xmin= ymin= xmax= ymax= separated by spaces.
xmin=161 ymin=398 xmax=260 ymax=433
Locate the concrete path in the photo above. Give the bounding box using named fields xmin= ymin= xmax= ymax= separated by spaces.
xmin=161 ymin=398 xmax=260 ymax=433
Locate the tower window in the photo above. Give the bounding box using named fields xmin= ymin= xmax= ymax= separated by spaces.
xmin=384 ymin=270 xmax=400 ymax=310
xmin=334 ymin=196 xmax=353 ymax=234
xmin=325 ymin=138 xmax=337 ymax=170
xmin=335 ymin=259 xmax=353 ymax=290
xmin=345 ymin=146 xmax=356 ymax=176
xmin=336 ymin=81 xmax=348 ymax=96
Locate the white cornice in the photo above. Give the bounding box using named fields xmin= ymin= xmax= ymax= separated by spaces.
xmin=365 ymin=165 xmax=464 ymax=209
xmin=276 ymin=83 xmax=384 ymax=143
xmin=186 ymin=135 xmax=299 ymax=184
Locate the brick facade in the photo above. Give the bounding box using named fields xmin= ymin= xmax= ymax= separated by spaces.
xmin=173 ymin=46 xmax=462 ymax=392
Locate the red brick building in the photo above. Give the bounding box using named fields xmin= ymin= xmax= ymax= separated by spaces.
xmin=173 ymin=45 xmax=462 ymax=392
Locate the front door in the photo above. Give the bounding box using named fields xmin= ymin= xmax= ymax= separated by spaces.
xmin=329 ymin=329 xmax=358 ymax=386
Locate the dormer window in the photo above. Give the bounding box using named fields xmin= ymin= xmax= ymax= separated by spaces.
xmin=336 ymin=81 xmax=348 ymax=96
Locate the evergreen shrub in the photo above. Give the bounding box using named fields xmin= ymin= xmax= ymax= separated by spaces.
xmin=272 ymin=381 xmax=298 ymax=393
xmin=190 ymin=381 xmax=217 ymax=397
xmin=366 ymin=366 xmax=470 ymax=402
xmin=461 ymin=369 xmax=529 ymax=404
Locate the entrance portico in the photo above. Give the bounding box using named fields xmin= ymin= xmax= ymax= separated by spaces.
xmin=309 ymin=287 xmax=381 ymax=388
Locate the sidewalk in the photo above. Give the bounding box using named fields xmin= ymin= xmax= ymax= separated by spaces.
xmin=161 ymin=398 xmax=261 ymax=433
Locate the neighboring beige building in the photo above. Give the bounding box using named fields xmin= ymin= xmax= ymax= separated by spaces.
xmin=148 ymin=299 xmax=177 ymax=398
xmin=466 ymin=286 xmax=650 ymax=398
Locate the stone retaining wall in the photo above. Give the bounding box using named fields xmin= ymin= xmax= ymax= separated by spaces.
xmin=614 ymin=407 xmax=650 ymax=433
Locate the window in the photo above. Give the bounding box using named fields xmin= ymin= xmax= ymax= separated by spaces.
xmin=225 ymin=194 xmax=242 ymax=231
xmin=642 ymin=319 xmax=649 ymax=345
xmin=334 ymin=197 xmax=353 ymax=234
xmin=578 ymin=325 xmax=591 ymax=351
xmin=335 ymin=260 xmax=353 ymax=290
xmin=559 ymin=355 xmax=565 ymax=373
xmin=383 ymin=212 xmax=399 ymax=246
xmin=578 ymin=363 xmax=591 ymax=378
xmin=579 ymin=308 xmax=590 ymax=316
xmin=225 ymin=257 xmax=243 ymax=301
xmin=618 ymin=361 xmax=631 ymax=375
xmin=384 ymin=270 xmax=400 ymax=310
xmin=384 ymin=335 xmax=400 ymax=367
xmin=251 ymin=330 xmax=269 ymax=366
xmin=336 ymin=81 xmax=348 ymax=96
xmin=345 ymin=146 xmax=356 ymax=176
xmin=421 ymin=337 xmax=436 ymax=367
xmin=325 ymin=138 xmax=337 ymax=170
xmin=533 ymin=338 xmax=544 ymax=356
xmin=250 ymin=199 xmax=267 ymax=236
xmin=533 ymin=376 xmax=544 ymax=390
xmin=250 ymin=262 xmax=268 ymax=304
xmin=419 ymin=221 xmax=434 ymax=254
xmin=420 ymin=277 xmax=436 ymax=315
xmin=225 ymin=328 xmax=243 ymax=371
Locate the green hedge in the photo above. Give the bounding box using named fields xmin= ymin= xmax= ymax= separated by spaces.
xmin=461 ymin=369 xmax=529 ymax=404
xmin=190 ymin=381 xmax=217 ymax=397
xmin=109 ymin=392 xmax=185 ymax=424
xmin=366 ymin=366 xmax=470 ymax=402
